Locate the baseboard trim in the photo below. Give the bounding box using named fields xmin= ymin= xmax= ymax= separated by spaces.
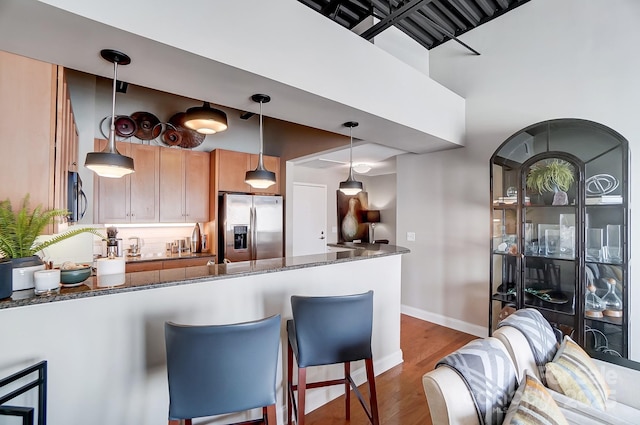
xmin=401 ymin=305 xmax=488 ymax=338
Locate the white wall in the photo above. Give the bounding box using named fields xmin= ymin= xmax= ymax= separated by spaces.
xmin=399 ymin=0 xmax=640 ymax=358
xmin=360 ymin=173 xmax=397 ymax=244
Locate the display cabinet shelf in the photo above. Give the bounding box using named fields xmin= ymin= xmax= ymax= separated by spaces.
xmin=489 ymin=118 xmax=630 ymax=361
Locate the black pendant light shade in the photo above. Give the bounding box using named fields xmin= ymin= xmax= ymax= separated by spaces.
xmin=339 ymin=121 xmax=363 ymax=195
xmin=85 ymin=49 xmax=135 ymax=178
xmin=245 ymin=94 xmax=276 ymax=189
xmin=183 ymin=102 xmax=228 ymax=135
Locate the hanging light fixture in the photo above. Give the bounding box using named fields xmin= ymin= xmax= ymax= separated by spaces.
xmin=183 ymin=101 xmax=228 ymax=135
xmin=339 ymin=121 xmax=363 ymax=195
xmin=245 ymin=94 xmax=276 ymax=189
xmin=85 ymin=49 xmax=135 ymax=178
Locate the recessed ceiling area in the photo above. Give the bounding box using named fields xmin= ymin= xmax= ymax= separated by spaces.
xmin=293 ymin=142 xmax=407 ymax=176
xmin=298 ymin=0 xmax=530 ymax=52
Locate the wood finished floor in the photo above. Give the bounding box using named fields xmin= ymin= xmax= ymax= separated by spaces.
xmin=302 ymin=314 xmax=477 ymax=425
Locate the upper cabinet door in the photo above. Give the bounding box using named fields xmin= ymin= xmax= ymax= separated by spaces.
xmin=94 ymin=139 xmax=131 ymax=223
xmin=216 ymin=149 xmax=251 ymax=193
xmin=159 ymin=148 xmax=185 ymax=223
xmin=184 ymin=151 xmax=210 ymax=222
xmin=129 ymin=143 xmax=160 ymax=222
xmin=0 ymin=51 xmax=57 ymax=212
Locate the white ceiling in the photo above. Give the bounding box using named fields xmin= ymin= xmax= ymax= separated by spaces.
xmin=293 ymin=142 xmax=406 ymax=176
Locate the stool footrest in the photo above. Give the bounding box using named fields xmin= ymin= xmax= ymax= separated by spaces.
xmin=291 ymin=378 xmax=346 ymax=391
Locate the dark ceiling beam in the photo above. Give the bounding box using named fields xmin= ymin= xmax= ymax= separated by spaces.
xmin=420 ymin=12 xmax=481 ymax=54
xmin=321 ymin=0 xmax=343 ymax=17
xmin=495 ymin=0 xmax=509 ymax=9
xmin=449 ymin=0 xmax=483 ymax=25
xmin=475 ymin=0 xmax=497 ymax=16
xmin=360 ymin=0 xmax=435 ymax=40
xmin=432 ymin=0 xmax=467 ymax=30
xmin=405 ymin=14 xmax=444 ymax=40
xmin=421 ymin=4 xmax=457 ymax=34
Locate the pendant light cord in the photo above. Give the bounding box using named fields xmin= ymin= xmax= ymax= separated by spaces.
xmin=348 ymin=125 xmax=355 ymax=180
xmin=108 ymin=60 xmax=118 ymax=151
xmin=258 ymin=99 xmax=265 ymax=169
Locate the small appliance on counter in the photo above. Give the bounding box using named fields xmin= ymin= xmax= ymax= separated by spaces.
xmin=104 ymin=226 xmax=123 ymax=257
xmin=191 ymin=223 xmax=202 ymax=253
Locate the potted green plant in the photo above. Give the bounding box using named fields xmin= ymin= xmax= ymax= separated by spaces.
xmin=526 ymin=159 xmax=575 ymax=205
xmin=0 ymin=195 xmax=104 ymax=296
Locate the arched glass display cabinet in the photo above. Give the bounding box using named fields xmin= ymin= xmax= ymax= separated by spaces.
xmin=489 ymin=118 xmax=630 ymax=359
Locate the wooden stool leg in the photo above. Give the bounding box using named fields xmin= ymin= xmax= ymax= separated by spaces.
xmin=344 ymin=362 xmax=351 ymax=420
xmin=365 ymin=358 xmax=380 ymax=425
xmin=297 ymin=367 xmax=307 ymax=425
xmin=266 ymin=404 xmax=277 ymax=424
xmin=287 ymin=342 xmax=294 ymax=425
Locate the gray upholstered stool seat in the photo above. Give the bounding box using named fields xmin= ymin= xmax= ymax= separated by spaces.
xmin=164 ymin=314 xmax=281 ymax=425
xmin=287 ymin=290 xmax=379 ymax=425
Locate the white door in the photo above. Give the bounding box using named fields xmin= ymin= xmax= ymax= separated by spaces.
xmin=292 ymin=183 xmax=327 ymax=256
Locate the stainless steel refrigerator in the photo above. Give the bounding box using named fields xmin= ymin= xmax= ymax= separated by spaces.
xmin=218 ymin=194 xmax=283 ymax=263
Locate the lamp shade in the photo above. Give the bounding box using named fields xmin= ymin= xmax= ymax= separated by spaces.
xmin=339 ymin=174 xmax=363 ymax=196
xmin=183 ymin=102 xmax=228 ymax=135
xmin=363 ymin=210 xmax=381 ymax=224
xmin=245 ymin=168 xmax=276 ymax=189
xmin=85 ymin=151 xmax=134 ymax=178
xmin=85 ymin=49 xmax=135 ymax=178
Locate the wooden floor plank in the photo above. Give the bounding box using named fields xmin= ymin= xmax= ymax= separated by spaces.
xmin=301 ymin=314 xmax=477 ymax=425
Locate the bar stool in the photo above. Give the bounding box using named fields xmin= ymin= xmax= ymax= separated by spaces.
xmin=164 ymin=314 xmax=281 ymax=425
xmin=286 ymin=290 xmax=379 ymax=425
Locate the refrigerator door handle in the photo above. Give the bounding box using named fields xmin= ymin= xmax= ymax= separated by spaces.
xmin=251 ymin=206 xmax=256 ymax=258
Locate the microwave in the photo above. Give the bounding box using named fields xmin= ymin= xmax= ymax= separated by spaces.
xmin=67 ymin=171 xmax=87 ymax=222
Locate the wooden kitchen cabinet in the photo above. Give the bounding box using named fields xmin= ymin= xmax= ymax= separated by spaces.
xmin=159 ymin=148 xmax=209 ymax=223
xmin=211 ymin=149 xmax=280 ymax=195
xmin=0 ymin=51 xmax=77 ymax=228
xmin=93 ymin=139 xmax=160 ymax=223
xmin=125 ymin=255 xmax=215 ymax=273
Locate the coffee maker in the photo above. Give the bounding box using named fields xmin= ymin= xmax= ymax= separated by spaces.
xmin=104 ymin=226 xmax=123 ymax=257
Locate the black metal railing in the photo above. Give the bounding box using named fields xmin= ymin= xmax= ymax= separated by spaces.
xmin=0 ymin=360 xmax=47 ymax=425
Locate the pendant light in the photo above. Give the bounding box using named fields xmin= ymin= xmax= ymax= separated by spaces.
xmin=339 ymin=121 xmax=363 ymax=195
xmin=245 ymin=94 xmax=276 ymax=189
xmin=85 ymin=49 xmax=135 ymax=178
xmin=183 ymin=102 xmax=228 ymax=135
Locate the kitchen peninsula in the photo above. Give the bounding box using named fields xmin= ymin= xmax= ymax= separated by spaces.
xmin=0 ymin=244 xmax=407 ymax=425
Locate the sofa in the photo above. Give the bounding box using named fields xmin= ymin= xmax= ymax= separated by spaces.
xmin=423 ymin=317 xmax=640 ymax=425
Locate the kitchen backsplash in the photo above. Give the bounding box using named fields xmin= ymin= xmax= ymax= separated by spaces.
xmin=36 ymin=224 xmax=209 ymax=266
xmin=93 ymin=226 xmax=205 ymax=258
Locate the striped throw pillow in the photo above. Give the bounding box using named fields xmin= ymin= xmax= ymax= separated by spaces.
xmin=545 ymin=335 xmax=609 ymax=411
xmin=503 ymin=371 xmax=568 ymax=425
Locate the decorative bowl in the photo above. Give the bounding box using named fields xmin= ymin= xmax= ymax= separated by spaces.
xmin=59 ymin=266 xmax=92 ymax=284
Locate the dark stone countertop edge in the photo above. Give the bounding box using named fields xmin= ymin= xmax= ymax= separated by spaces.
xmin=1 ymin=244 xmax=409 ymax=310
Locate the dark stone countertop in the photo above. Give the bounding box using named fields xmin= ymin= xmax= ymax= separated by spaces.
xmin=1 ymin=243 xmax=409 ymax=310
